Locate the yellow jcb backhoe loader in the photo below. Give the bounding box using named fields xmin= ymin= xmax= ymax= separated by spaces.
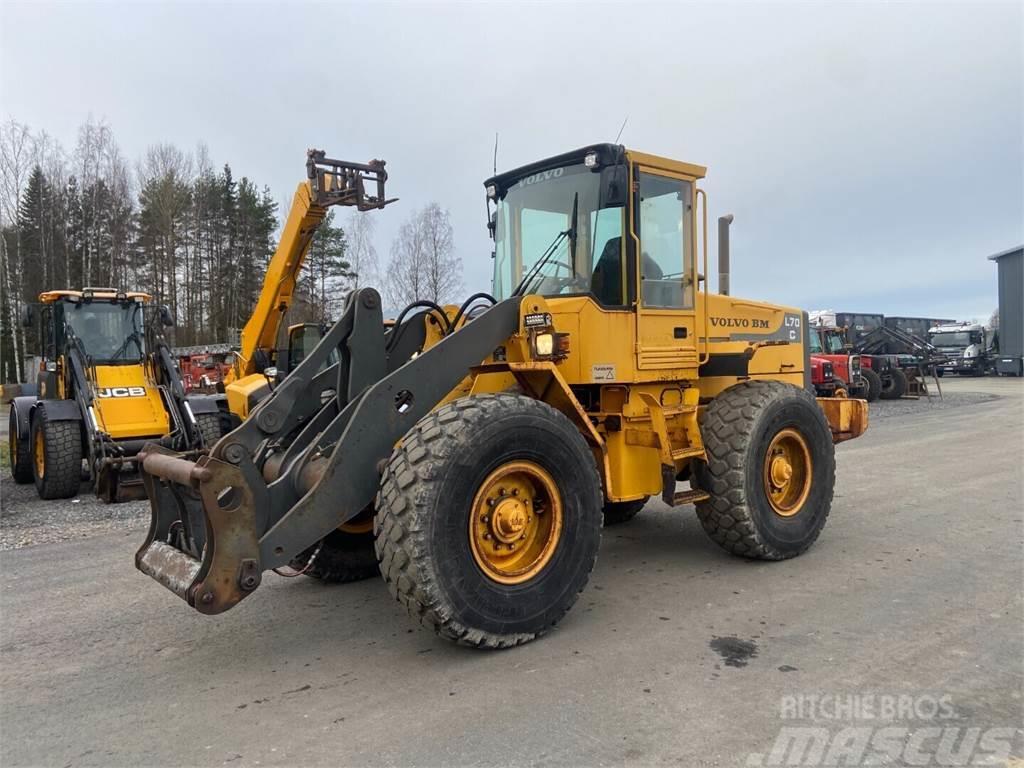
xmin=8 ymin=290 xmax=225 ymax=502
xmin=135 ymin=144 xmax=867 ymax=647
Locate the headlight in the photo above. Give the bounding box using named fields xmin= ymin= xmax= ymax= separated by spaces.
xmin=486 ymin=184 xmax=497 ymax=200
xmin=535 ymin=332 xmax=554 ymax=357
xmin=584 ymin=151 xmax=598 ymax=168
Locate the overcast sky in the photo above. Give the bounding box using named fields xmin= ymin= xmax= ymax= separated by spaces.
xmin=2 ymin=1 xmax=1021 ymax=322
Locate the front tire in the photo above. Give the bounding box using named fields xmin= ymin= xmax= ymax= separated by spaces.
xmin=31 ymin=403 xmax=83 ymax=500
xmin=860 ymin=367 xmax=882 ymax=402
xmin=694 ymin=381 xmax=836 ymax=560
xmin=879 ymin=368 xmax=907 ymax=400
xmin=374 ymin=394 xmax=603 ymax=648
xmin=194 ymin=411 xmax=226 ymax=448
xmin=8 ymin=408 xmax=32 ymax=483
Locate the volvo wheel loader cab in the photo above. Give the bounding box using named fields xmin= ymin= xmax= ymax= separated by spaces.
xmin=135 ymin=144 xmax=868 ymax=647
xmin=8 ymin=289 xmax=224 ymax=501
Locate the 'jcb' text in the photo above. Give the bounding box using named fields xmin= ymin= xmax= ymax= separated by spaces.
xmin=96 ymin=386 xmax=147 ymax=398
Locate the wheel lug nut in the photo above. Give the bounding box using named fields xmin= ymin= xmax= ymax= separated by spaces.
xmin=487 ymin=498 xmax=495 ymax=507
xmin=483 ymin=533 xmax=491 ymax=540
xmin=482 ymin=515 xmax=490 ymax=524
xmin=512 ymin=488 xmax=519 ymax=496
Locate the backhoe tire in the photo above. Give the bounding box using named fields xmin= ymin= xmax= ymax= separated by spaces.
xmin=603 ymin=497 xmax=648 ymax=526
xmin=879 ymin=368 xmax=907 ymax=400
xmin=693 ymin=381 xmax=835 ymax=561
xmin=31 ymin=403 xmax=83 ymax=500
xmin=8 ymin=408 xmax=33 ymax=484
xmin=374 ymin=393 xmax=603 ymax=648
xmin=195 ymin=412 xmax=225 ymax=448
xmin=292 ymin=526 xmax=379 ymax=584
xmin=860 ymin=367 xmax=882 ymax=402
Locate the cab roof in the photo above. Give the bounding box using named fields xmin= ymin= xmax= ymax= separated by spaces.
xmin=484 ymin=143 xmax=707 ymax=193
xmin=39 ymin=288 xmax=152 ymax=304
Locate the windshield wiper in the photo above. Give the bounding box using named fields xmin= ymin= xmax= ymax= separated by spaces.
xmin=513 ymin=192 xmax=579 ymax=298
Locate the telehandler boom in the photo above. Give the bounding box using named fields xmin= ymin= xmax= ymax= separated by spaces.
xmin=222 ymin=150 xmax=394 ymax=420
xmin=136 ymin=144 xmax=867 ymax=647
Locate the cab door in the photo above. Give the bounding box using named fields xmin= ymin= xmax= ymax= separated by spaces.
xmin=632 ymin=166 xmax=699 ymax=372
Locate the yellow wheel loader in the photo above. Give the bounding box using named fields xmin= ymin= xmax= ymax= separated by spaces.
xmin=135 ymin=144 xmax=868 ymax=647
xmin=8 ymin=289 xmax=226 ymax=502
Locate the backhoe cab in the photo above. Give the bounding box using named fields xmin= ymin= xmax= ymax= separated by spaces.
xmin=8 ymin=289 xmax=225 ymax=502
xmin=136 ymin=145 xmax=867 ymax=647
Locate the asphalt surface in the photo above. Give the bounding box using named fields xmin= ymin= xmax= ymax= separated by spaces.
xmin=1 ymin=378 xmax=1021 ymax=767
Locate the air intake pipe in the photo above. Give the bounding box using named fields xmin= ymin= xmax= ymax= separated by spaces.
xmin=718 ymin=214 xmax=734 ymax=296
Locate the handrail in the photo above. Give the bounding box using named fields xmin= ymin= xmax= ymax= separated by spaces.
xmin=696 ymin=188 xmax=710 ymax=365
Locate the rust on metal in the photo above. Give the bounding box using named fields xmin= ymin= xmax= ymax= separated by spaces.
xmin=137 ymin=541 xmax=202 ymax=600
xmin=140 ymin=452 xmax=211 ymax=488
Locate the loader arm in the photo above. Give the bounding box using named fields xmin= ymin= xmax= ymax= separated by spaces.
xmin=137 ymin=288 xmax=522 ymax=614
xmin=229 ymin=151 xmax=395 ymax=383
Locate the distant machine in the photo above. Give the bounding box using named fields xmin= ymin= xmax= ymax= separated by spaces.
xmin=989 ymin=246 xmax=1023 ymax=377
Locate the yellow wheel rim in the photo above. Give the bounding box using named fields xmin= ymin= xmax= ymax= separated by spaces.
xmin=763 ymin=428 xmax=812 ymax=518
xmin=33 ymin=428 xmax=45 ymax=478
xmin=469 ymin=461 xmax=563 ymax=585
xmin=338 ymin=507 xmax=374 ymax=535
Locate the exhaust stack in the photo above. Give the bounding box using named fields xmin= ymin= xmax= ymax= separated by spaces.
xmin=718 ymin=214 xmax=734 ymax=296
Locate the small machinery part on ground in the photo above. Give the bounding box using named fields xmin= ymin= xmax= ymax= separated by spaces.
xmin=134 ymin=144 xmax=868 ymax=647
xmin=8 ymin=289 xmax=226 ymax=502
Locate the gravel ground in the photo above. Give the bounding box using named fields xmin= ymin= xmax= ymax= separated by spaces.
xmin=867 ymin=389 xmax=998 ymax=419
xmin=0 ymin=382 xmax=1005 ymax=551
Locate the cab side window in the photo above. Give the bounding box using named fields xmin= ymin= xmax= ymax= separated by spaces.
xmin=638 ymin=173 xmax=693 ymax=309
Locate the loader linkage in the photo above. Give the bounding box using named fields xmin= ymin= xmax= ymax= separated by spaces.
xmin=136 ymin=288 xmax=522 ymax=613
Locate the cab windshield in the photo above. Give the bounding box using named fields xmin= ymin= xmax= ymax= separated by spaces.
xmin=929 ymin=331 xmax=977 ymax=347
xmin=824 ymin=332 xmax=845 ymax=353
xmin=64 ymin=300 xmax=146 ymax=362
xmin=492 ymin=163 xmax=625 ymax=305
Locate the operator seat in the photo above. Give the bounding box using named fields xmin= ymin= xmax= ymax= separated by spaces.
xmin=591 ymin=237 xmax=623 ymax=306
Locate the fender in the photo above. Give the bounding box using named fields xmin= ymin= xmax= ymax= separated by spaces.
xmin=34 ymin=398 xmax=83 ymax=423
xmin=184 ymin=394 xmax=224 ymax=416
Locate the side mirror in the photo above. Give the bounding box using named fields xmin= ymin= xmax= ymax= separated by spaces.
xmin=20 ymin=304 xmax=34 ymax=328
xmin=598 ymin=164 xmax=628 ymax=209
xmin=159 ymin=306 xmax=175 ymax=327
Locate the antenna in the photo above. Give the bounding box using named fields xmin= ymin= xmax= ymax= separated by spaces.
xmin=493 ymin=132 xmax=499 ymax=175
xmin=614 ymin=116 xmax=628 ymax=144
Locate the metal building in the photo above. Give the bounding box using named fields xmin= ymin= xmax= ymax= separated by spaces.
xmin=989 ymin=245 xmax=1023 ymax=376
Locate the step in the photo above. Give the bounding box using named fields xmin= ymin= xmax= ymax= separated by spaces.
xmin=671 ymin=488 xmax=709 ymax=507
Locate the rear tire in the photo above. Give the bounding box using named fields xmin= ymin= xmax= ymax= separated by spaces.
xmin=879 ymin=368 xmax=907 ymax=400
xmin=603 ymin=497 xmax=648 ymax=526
xmin=8 ymin=407 xmax=32 ymax=483
xmin=693 ymin=381 xmax=835 ymax=560
xmin=860 ymin=367 xmax=882 ymax=402
xmin=291 ymin=505 xmax=378 ymax=583
xmin=375 ymin=393 xmax=603 ymax=648
xmin=195 ymin=412 xmax=225 ymax=448
xmin=292 ymin=525 xmax=379 ymax=584
xmin=31 ymin=403 xmax=83 ymax=500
